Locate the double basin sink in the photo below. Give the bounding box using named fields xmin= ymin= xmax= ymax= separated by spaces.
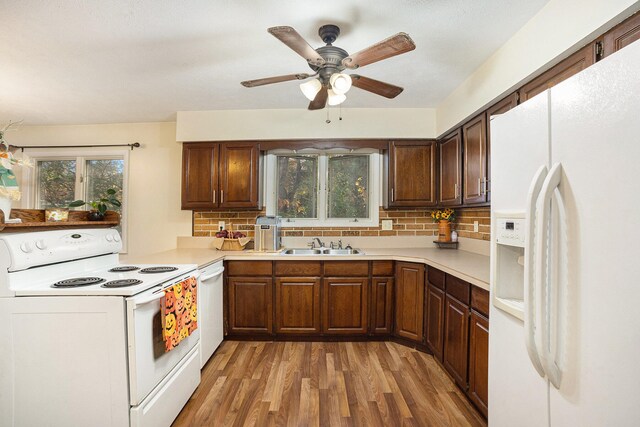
xmin=281 ymin=248 xmax=364 ymax=256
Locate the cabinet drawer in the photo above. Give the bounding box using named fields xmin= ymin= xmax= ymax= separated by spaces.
xmin=427 ymin=267 xmax=445 ymax=290
xmin=446 ymin=274 xmax=471 ymax=304
xmin=226 ymin=261 xmax=272 ymax=276
xmin=275 ymin=261 xmax=322 ymax=276
xmin=324 ymin=261 xmax=369 ymax=277
xmin=471 ymin=286 xmax=490 ymax=317
xmin=372 ymin=261 xmax=394 ymax=276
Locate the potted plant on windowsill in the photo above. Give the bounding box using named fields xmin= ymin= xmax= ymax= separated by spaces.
xmin=68 ymin=188 xmax=121 ymax=221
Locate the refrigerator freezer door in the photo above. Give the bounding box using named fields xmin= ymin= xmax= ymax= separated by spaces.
xmin=489 ymin=91 xmax=550 ymax=427
xmin=548 ymin=40 xmax=640 ymax=426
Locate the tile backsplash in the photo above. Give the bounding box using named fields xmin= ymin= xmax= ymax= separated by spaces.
xmin=193 ymin=207 xmax=490 ymax=241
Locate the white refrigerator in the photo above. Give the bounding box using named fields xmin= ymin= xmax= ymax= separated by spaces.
xmin=489 ymin=39 xmax=640 ymax=426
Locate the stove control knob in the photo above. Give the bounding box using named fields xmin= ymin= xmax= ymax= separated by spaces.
xmin=35 ymin=240 xmax=47 ymax=250
xmin=20 ymin=242 xmax=33 ymax=253
xmin=113 ymin=234 xmax=121 ymax=242
xmin=105 ymin=234 xmax=113 ymax=242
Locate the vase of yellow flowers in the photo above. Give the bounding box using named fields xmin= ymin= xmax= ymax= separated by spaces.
xmin=431 ymin=208 xmax=456 ymax=242
xmin=0 ymin=122 xmax=32 ymax=222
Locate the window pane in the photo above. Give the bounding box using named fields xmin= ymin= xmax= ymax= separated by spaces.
xmin=328 ymin=155 xmax=369 ymax=219
xmin=276 ymin=155 xmax=317 ymax=218
xmin=86 ymin=159 xmax=124 ymax=232
xmin=37 ymin=160 xmax=77 ymax=208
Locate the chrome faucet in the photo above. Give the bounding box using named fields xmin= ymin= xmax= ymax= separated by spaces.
xmin=308 ymin=237 xmax=325 ymax=248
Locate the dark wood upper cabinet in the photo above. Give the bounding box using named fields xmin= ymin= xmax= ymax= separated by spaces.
xmin=425 ymin=283 xmax=445 ymax=362
xmin=462 ymin=114 xmax=488 ymax=205
xmin=387 ymin=140 xmax=437 ymax=208
xmin=394 ymin=262 xmax=425 ymax=342
xmin=469 ymin=310 xmax=489 ymax=418
xmin=519 ymin=44 xmax=596 ymax=102
xmin=219 ymin=143 xmax=260 ymax=209
xmin=603 ymin=12 xmax=640 ymax=57
xmin=181 ymin=143 xmax=218 ymax=209
xmin=443 ymin=294 xmax=470 ymax=389
xmin=227 ymin=277 xmax=273 ymax=335
xmin=370 ymin=277 xmax=394 ymax=335
xmin=181 ymin=141 xmax=260 ymax=210
xmin=322 ymin=278 xmax=369 ymax=335
xmin=275 ymin=277 xmax=321 ymax=334
xmin=438 ymin=130 xmax=463 ymax=206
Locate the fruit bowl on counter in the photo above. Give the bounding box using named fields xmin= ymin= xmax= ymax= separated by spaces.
xmin=213 ymin=228 xmax=251 ymax=251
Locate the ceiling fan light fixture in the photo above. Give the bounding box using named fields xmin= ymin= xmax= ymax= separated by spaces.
xmin=327 ymin=89 xmax=346 ymax=106
xmin=329 ymin=73 xmax=352 ymax=94
xmin=300 ymin=78 xmax=322 ymax=101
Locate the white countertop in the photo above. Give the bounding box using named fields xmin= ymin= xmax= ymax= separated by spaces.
xmin=122 ymin=247 xmax=490 ymax=291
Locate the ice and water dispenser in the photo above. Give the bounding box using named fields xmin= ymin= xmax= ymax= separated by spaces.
xmin=491 ymin=212 xmax=526 ymax=320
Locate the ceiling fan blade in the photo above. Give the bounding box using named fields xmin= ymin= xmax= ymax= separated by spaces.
xmin=241 ymin=73 xmax=312 ymax=88
xmin=268 ymin=26 xmax=325 ymax=67
xmin=308 ymin=86 xmax=328 ymax=110
xmin=342 ymin=32 xmax=416 ymax=69
xmin=351 ymin=75 xmax=404 ymax=99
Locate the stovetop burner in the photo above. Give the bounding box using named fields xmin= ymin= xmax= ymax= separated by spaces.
xmin=139 ymin=266 xmax=178 ymax=274
xmin=102 ymin=279 xmax=143 ymax=288
xmin=108 ymin=266 xmax=140 ymax=272
xmin=53 ymin=277 xmax=106 ymax=288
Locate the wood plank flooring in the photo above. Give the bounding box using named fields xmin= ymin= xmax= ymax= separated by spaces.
xmin=173 ymin=341 xmax=486 ymax=427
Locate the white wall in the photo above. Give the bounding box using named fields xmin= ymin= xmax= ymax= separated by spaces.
xmin=8 ymin=122 xmax=191 ymax=257
xmin=436 ymin=0 xmax=640 ymax=135
xmin=176 ymin=108 xmax=437 ymax=141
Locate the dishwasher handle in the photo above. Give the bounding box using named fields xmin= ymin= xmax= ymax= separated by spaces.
xmin=200 ymin=267 xmax=224 ymax=282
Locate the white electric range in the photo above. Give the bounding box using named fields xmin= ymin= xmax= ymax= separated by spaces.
xmin=0 ymin=228 xmax=200 ymax=427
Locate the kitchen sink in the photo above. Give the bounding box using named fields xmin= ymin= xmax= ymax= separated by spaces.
xmin=281 ymin=248 xmax=364 ymax=256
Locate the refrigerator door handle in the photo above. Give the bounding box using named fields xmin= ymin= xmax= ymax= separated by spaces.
xmin=524 ymin=164 xmax=548 ymax=378
xmin=535 ymin=162 xmax=564 ymax=389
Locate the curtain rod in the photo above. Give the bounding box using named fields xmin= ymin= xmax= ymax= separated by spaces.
xmin=9 ymin=142 xmax=141 ymax=152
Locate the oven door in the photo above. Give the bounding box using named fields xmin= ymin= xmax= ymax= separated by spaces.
xmin=126 ymin=271 xmax=200 ymax=406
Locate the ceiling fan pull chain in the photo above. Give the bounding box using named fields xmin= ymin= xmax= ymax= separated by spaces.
xmin=326 ymin=108 xmax=331 ymax=124
xmin=339 ymin=104 xmax=343 ymax=121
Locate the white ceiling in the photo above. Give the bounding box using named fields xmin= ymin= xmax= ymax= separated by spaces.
xmin=0 ymin=0 xmax=549 ymax=125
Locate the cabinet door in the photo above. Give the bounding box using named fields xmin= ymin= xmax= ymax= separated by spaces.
xmin=370 ymin=277 xmax=394 ymax=335
xmin=443 ymin=295 xmax=470 ymax=388
xmin=275 ymin=277 xmax=321 ymax=334
xmin=219 ymin=142 xmax=260 ymax=209
xmin=603 ymin=12 xmax=640 ymax=57
xmin=425 ymin=284 xmax=445 ymax=362
xmin=469 ymin=311 xmax=489 ymax=418
xmin=227 ymin=277 xmax=273 ymax=335
xmin=462 ymin=114 xmax=488 ymax=205
xmin=181 ymin=143 xmax=218 ymax=209
xmin=486 ymin=93 xmax=519 ymax=203
xmin=394 ymin=262 xmax=425 ymax=342
xmin=322 ymin=278 xmax=368 ymax=335
xmin=388 ymin=140 xmax=437 ymax=207
xmin=438 ymin=130 xmax=462 ymax=206
xmin=519 ymin=44 xmax=596 ymax=102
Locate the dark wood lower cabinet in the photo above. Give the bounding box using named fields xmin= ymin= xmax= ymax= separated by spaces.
xmin=275 ymin=277 xmax=321 ymax=334
xmin=370 ymin=277 xmax=394 ymax=335
xmin=322 ymin=278 xmax=368 ymax=335
xmin=394 ymin=262 xmax=425 ymax=342
xmin=443 ymin=295 xmax=470 ymax=389
xmin=227 ymin=277 xmax=273 ymax=335
xmin=425 ymin=284 xmax=445 ymax=361
xmin=469 ymin=310 xmax=489 ymax=418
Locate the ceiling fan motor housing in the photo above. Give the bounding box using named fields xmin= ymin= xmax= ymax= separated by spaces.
xmin=311 ymin=45 xmax=348 ymax=82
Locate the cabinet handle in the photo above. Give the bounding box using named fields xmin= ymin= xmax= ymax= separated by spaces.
xmin=221 ymin=190 xmax=224 ymax=204
xmin=454 ymin=183 xmax=459 ymax=198
xmin=213 ymin=190 xmax=216 ymax=204
xmin=478 ymin=178 xmax=482 ymax=196
xmin=391 ymin=188 xmax=394 ymax=202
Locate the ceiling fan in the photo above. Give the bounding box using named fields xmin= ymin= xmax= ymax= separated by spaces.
xmin=240 ymin=25 xmax=416 ymax=110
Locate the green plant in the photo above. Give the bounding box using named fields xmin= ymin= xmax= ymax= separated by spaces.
xmin=68 ymin=188 xmax=121 ymax=215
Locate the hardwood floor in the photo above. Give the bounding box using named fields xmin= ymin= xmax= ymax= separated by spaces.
xmin=173 ymin=341 xmax=486 ymax=427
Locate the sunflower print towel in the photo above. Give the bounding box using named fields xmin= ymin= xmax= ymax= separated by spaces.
xmin=162 ymin=276 xmax=198 ymax=352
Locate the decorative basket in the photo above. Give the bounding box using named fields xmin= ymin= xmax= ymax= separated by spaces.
xmin=213 ymin=237 xmax=251 ymax=251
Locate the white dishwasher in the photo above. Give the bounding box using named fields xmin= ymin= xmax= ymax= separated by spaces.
xmin=198 ymin=260 xmax=225 ymax=368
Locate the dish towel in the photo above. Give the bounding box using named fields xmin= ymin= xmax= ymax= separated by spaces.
xmin=162 ymin=276 xmax=198 ymax=352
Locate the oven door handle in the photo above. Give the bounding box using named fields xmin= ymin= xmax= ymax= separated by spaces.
xmin=132 ymin=290 xmax=165 ymax=308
